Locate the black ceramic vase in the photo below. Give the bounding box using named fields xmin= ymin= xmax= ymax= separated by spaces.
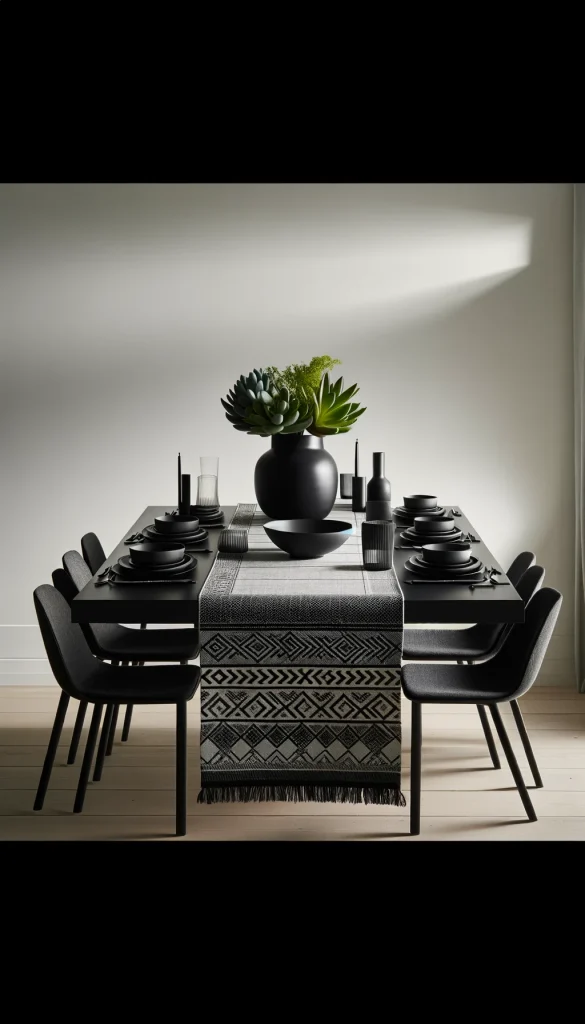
xmin=254 ymin=433 xmax=338 ymax=520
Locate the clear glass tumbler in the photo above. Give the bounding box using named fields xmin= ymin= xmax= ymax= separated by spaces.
xmin=196 ymin=456 xmax=219 ymax=507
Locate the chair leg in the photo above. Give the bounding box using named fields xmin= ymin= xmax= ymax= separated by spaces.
xmin=476 ymin=705 xmax=501 ymax=769
xmin=34 ymin=692 xmax=70 ymax=811
xmin=67 ymin=700 xmax=88 ymax=765
xmin=410 ymin=701 xmax=422 ymax=836
xmin=74 ymin=704 xmax=103 ymax=813
xmin=489 ymin=705 xmax=537 ymax=821
xmin=106 ymin=704 xmax=120 ymax=756
xmin=121 ymin=704 xmax=134 ymax=741
xmin=176 ymin=700 xmax=187 ymax=836
xmin=93 ymin=705 xmax=115 ymax=781
xmin=510 ymin=699 xmax=543 ymax=788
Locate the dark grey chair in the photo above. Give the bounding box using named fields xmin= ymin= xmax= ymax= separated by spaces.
xmin=81 ymin=532 xmax=107 ymax=575
xmin=59 ymin=551 xmax=199 ymax=780
xmin=403 ymin=553 xmax=540 ymax=770
xmin=33 ymin=584 xmax=199 ymax=836
xmin=402 ymin=586 xmax=563 ymax=835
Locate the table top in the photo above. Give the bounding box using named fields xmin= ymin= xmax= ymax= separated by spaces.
xmin=71 ymin=503 xmax=525 ymax=625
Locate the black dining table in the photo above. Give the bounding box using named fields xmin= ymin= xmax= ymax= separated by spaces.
xmin=71 ymin=504 xmax=525 ymax=626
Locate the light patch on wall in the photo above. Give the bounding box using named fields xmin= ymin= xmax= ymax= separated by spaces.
xmin=1 ymin=210 xmax=533 ymax=361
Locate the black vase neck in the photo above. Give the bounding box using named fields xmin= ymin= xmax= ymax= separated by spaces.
xmin=373 ymin=452 xmax=385 ymax=477
xmin=271 ymin=432 xmax=323 ymax=451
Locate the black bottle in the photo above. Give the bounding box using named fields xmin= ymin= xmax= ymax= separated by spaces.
xmin=365 ymin=452 xmax=391 ymax=520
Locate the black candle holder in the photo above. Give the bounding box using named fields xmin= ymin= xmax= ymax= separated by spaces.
xmin=352 ymin=476 xmax=366 ymax=513
xmin=179 ymin=474 xmax=191 ymax=515
xmin=361 ymin=520 xmax=394 ymax=571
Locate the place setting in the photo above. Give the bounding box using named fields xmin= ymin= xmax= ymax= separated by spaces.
xmin=402 ymin=540 xmax=509 ymax=588
xmin=392 ymin=494 xmax=449 ymax=528
xmin=96 ymin=540 xmax=197 ymax=586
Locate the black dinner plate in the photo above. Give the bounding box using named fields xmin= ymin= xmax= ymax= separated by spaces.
xmin=410 ymin=553 xmax=482 ymax=575
xmin=116 ymin=554 xmax=196 ymax=578
xmin=404 ymin=556 xmax=484 ymax=580
xmin=394 ymin=505 xmax=445 ymax=518
xmin=142 ymin=524 xmax=208 ymax=544
xmin=401 ymin=527 xmax=463 ymax=544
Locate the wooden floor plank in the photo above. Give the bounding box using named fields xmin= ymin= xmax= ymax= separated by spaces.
xmin=0 ymin=681 xmax=584 ymax=839
xmin=0 ymin=814 xmax=583 ymax=841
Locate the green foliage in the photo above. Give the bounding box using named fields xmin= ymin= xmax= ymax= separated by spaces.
xmin=307 ymin=373 xmax=367 ymax=437
xmin=265 ymin=355 xmax=341 ymax=405
xmin=221 ymin=357 xmax=366 ymax=438
xmin=221 ymin=368 xmax=313 ymax=437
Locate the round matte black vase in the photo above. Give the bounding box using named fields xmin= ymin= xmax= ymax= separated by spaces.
xmin=254 ymin=433 xmax=338 ymax=520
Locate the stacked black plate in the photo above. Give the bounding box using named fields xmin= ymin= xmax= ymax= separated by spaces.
xmin=404 ymin=541 xmax=485 ymax=581
xmin=142 ymin=513 xmax=209 ymax=546
xmin=190 ymin=504 xmax=224 ymax=526
xmin=113 ymin=541 xmax=197 ymax=580
xmin=393 ymin=494 xmax=447 ymax=527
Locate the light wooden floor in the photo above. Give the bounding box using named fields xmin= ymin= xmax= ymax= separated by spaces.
xmin=0 ymin=684 xmax=584 ymax=840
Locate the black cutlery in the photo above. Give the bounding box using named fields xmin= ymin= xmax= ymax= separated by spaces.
xmin=97 ymin=566 xmax=111 ymax=578
xmin=449 ymin=508 xmax=462 ymax=517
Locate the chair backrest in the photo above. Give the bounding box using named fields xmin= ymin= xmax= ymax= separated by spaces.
xmin=33 ymin=584 xmax=102 ymax=699
xmin=52 ymin=567 xmax=78 ymax=605
xmin=484 ymin=587 xmax=562 ymax=699
xmin=63 ymin=549 xmax=93 ymax=590
xmin=81 ymin=532 xmax=106 ymax=575
xmin=466 ymin=563 xmax=545 ymax=658
xmin=506 ymin=551 xmax=535 ymax=588
xmin=480 ymin=564 xmax=546 ymax=660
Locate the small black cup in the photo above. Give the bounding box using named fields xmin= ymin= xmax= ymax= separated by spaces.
xmin=218 ymin=528 xmax=248 ymax=554
xmin=340 ymin=473 xmax=353 ymax=500
xmin=362 ymin=520 xmax=394 ymax=571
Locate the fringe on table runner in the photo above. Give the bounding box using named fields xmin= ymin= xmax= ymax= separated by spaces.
xmin=198 ymin=784 xmax=406 ymax=807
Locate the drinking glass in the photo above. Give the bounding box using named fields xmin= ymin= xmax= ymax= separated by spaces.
xmin=361 ymin=520 xmax=394 ymax=571
xmin=197 ymin=456 xmax=219 ymax=507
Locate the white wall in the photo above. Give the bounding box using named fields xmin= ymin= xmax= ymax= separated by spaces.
xmin=0 ymin=183 xmax=574 ymax=683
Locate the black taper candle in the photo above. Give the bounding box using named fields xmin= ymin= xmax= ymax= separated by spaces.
xmin=178 ymin=452 xmax=182 ymax=511
xmin=180 ymin=474 xmax=191 ymax=514
xmin=354 ymin=439 xmax=359 ymax=478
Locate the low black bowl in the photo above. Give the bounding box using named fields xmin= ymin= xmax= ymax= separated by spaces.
xmin=154 ymin=514 xmax=200 ymax=535
xmin=403 ymin=494 xmax=438 ymax=511
xmin=264 ymin=519 xmax=353 ymax=559
xmin=414 ymin=515 xmax=455 ymax=534
xmin=422 ymin=542 xmax=472 ymax=566
xmin=129 ymin=541 xmax=186 ymax=566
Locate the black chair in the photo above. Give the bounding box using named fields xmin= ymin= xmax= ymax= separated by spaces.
xmin=403 ymin=552 xmax=540 ymax=771
xmin=33 ymin=584 xmax=199 ymax=835
xmin=61 ymin=551 xmax=199 ymax=777
xmin=81 ymin=532 xmax=107 ymax=575
xmin=402 ymin=586 xmax=563 ymax=835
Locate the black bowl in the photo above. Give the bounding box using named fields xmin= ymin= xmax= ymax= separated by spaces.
xmin=129 ymin=541 xmax=186 ymax=566
xmin=403 ymin=494 xmax=438 ymax=511
xmin=414 ymin=515 xmax=455 ymax=534
xmin=264 ymin=519 xmax=353 ymax=559
xmin=154 ymin=514 xmax=200 ymax=535
xmin=421 ymin=542 xmax=472 ymax=566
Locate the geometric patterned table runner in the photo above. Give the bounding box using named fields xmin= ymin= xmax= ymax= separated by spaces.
xmin=198 ymin=503 xmax=405 ymax=805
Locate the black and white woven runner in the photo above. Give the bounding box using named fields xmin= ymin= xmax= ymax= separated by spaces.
xmin=198 ymin=503 xmax=405 ymax=805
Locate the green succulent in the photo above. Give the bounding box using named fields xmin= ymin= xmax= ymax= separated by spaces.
xmin=221 ymin=368 xmax=314 ymax=436
xmin=306 ymin=373 xmax=366 ymax=436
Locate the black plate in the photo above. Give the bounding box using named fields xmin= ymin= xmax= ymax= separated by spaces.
xmin=411 ymin=553 xmax=482 ymax=574
xmin=404 ymin=556 xmax=484 ymax=580
xmin=401 ymin=527 xmax=462 ymax=544
xmin=116 ymin=554 xmax=196 ymax=578
xmin=394 ymin=505 xmax=445 ymax=518
xmin=142 ymin=524 xmax=208 ymax=544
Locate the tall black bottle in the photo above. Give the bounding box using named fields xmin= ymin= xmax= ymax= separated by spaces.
xmin=365 ymin=452 xmax=392 ymax=520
